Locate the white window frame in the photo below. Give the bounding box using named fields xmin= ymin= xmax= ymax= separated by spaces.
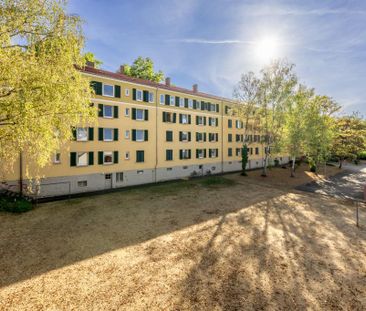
xmin=179 ymin=98 xmax=184 ymax=108
xmin=136 ymin=130 xmax=145 ymax=142
xmin=149 ymin=92 xmax=154 ymax=103
xmin=125 ymin=108 xmax=130 ymax=117
xmin=76 ymin=127 xmax=88 ymax=141
xmin=181 ymin=132 xmax=189 ymax=142
xmin=197 ymin=116 xmax=204 ymax=126
xmin=54 ymin=152 xmax=61 ymax=164
xmin=236 ymin=120 xmax=241 ymax=129
xmin=196 ymin=101 xmax=201 ymax=110
xmin=188 ymin=99 xmax=193 ymax=109
xmin=103 ymin=128 xmax=113 ymax=142
xmin=102 ymin=84 xmax=114 ymax=97
xmin=116 ymin=172 xmax=124 ymax=182
xmin=125 ymin=151 xmax=130 ymax=160
xmin=136 ymin=90 xmax=143 ymax=101
xmin=160 ymin=94 xmax=165 ymax=105
xmin=182 ymin=149 xmax=190 ymax=159
xmin=125 ymin=130 xmax=130 ymax=140
xmin=210 ymin=149 xmax=218 ymax=158
xmin=125 ymin=89 xmax=130 ymax=96
xmin=210 ymin=118 xmax=216 ymax=127
xmin=103 ymin=105 xmax=113 ymax=118
xmin=198 ymin=149 xmax=204 ymax=159
xmin=166 ymin=112 xmax=174 ymax=123
xmin=103 ymin=151 xmax=113 ymax=165
xmin=181 ymin=114 xmax=188 ymax=124
xmin=77 ymin=152 xmax=88 ymax=167
xmin=197 ymin=132 xmax=203 ymax=142
xmin=170 ymin=95 xmax=175 ymax=106
xmin=136 ymin=109 xmax=145 ymax=121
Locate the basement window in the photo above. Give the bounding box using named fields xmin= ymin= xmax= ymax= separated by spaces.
xmin=77 ymin=180 xmax=87 ymax=187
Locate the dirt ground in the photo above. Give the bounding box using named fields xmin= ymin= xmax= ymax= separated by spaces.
xmin=0 ymin=165 xmax=365 ymax=310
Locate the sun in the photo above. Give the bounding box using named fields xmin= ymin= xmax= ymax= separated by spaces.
xmin=254 ymin=36 xmax=280 ymax=63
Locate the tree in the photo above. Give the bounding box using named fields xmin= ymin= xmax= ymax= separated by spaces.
xmin=303 ymin=95 xmax=340 ymax=172
xmin=241 ymin=145 xmax=249 ymax=176
xmin=121 ymin=57 xmax=164 ymax=82
xmin=0 ymin=0 xmax=96 ymax=177
xmin=332 ymin=113 xmax=366 ymax=168
xmin=83 ymin=52 xmax=103 ymax=68
xmin=256 ymin=59 xmax=297 ymax=177
xmin=283 ymin=85 xmax=312 ymax=177
xmin=232 ymin=72 xmax=261 ymax=176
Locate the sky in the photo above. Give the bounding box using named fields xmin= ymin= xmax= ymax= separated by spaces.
xmin=68 ymin=0 xmax=366 ymax=115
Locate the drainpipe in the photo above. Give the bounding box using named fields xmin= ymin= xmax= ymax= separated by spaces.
xmin=19 ymin=151 xmax=23 ymax=195
xmin=220 ymin=100 xmax=224 ymax=174
xmin=154 ymin=86 xmax=158 ymax=183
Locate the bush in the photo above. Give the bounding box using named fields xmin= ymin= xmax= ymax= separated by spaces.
xmin=274 ymin=159 xmax=280 ymax=167
xmin=310 ymin=165 xmax=317 ymax=173
xmin=0 ymin=196 xmax=32 ymax=213
xmin=358 ymin=151 xmax=366 ymax=160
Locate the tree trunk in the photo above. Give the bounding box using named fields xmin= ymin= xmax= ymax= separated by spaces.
xmin=261 ymin=153 xmax=268 ymax=177
xmin=290 ymin=156 xmax=296 ymax=177
xmin=339 ymin=158 xmax=343 ymax=169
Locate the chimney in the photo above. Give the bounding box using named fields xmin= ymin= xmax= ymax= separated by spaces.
xmin=193 ymin=84 xmax=198 ymax=93
xmin=86 ymin=61 xmax=95 ymax=68
xmin=165 ymin=77 xmax=171 ymax=86
xmin=119 ymin=65 xmax=125 ymax=74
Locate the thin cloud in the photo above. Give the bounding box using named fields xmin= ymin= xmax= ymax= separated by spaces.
xmin=243 ymin=7 xmax=366 ymax=17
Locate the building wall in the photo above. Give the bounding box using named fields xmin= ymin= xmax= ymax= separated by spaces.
xmin=1 ymin=69 xmax=289 ymax=198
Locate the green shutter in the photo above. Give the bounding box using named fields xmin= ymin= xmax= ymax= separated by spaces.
xmin=204 ymin=133 xmax=207 ymax=142
xmin=165 ymin=95 xmax=170 ymax=106
xmin=72 ymin=127 xmax=76 ymax=140
xmin=196 ymin=116 xmax=199 ymax=125
xmin=143 ymin=90 xmax=149 ymax=102
xmin=88 ymin=127 xmax=94 ymax=141
xmin=113 ymin=106 xmax=119 ymax=118
xmin=203 ymin=117 xmax=206 ymax=125
xmin=88 ymin=152 xmax=94 ymax=165
xmin=114 ymin=85 xmax=121 ymax=98
xmin=179 ymin=114 xmax=182 ymax=124
xmin=179 ymin=131 xmax=182 ymax=141
xmin=188 ymin=150 xmax=191 ymax=159
xmin=216 ymin=104 xmax=219 ymax=113
xmin=144 ymin=130 xmax=148 ymax=141
xmin=91 ymin=81 xmax=102 ymax=95
xmin=144 ymin=109 xmax=149 ymax=121
xmin=132 ymin=108 xmax=136 ymax=120
xmin=70 ymin=152 xmax=76 ymax=167
xmin=173 ymin=113 xmax=176 ymax=123
xmin=98 ymin=151 xmax=103 ymax=165
xmin=196 ymin=149 xmax=199 ymax=158
xmin=98 ymin=127 xmax=103 ymax=141
xmin=114 ymin=128 xmax=119 ymax=141
xmin=162 ymin=111 xmax=167 ymax=122
xmin=179 ymin=150 xmax=183 ymax=160
xmin=113 ymin=151 xmax=119 ymax=163
xmin=193 ymin=100 xmax=197 ymax=109
xmin=188 ymin=132 xmax=191 ymax=141
xmin=216 ymin=118 xmax=218 ymax=126
xmin=132 ymin=129 xmax=136 ymax=141
xmin=208 ymin=118 xmax=212 ymax=126
xmin=98 ymin=104 xmax=103 ymax=117
xmin=184 ymin=98 xmax=188 ymax=108
xmin=175 ymin=96 xmax=180 ymax=107
xmin=188 ymin=115 xmax=191 ymax=124
xmin=204 ymin=149 xmax=207 ymax=158
xmin=201 ymin=101 xmax=205 ymax=110
xmin=132 ymin=88 xmax=137 ymax=100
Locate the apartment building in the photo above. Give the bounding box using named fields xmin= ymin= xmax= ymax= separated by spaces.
xmin=1 ymin=64 xmax=289 ymax=197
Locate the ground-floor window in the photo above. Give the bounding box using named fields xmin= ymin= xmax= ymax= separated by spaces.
xmin=77 ymin=180 xmax=87 ymax=187
xmin=116 ymin=172 xmax=123 ymax=182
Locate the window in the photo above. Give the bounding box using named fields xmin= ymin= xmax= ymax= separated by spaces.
xmin=160 ymin=94 xmax=165 ymax=105
xmin=125 ymin=130 xmax=130 ymax=139
xmin=196 ymin=132 xmax=204 ymax=142
xmin=196 ymin=101 xmax=201 ymax=110
xmin=78 ymin=180 xmax=87 ymax=187
xmin=135 ymin=130 xmax=145 ymax=142
xmin=54 ymin=153 xmax=61 ymax=164
xmin=228 ymin=148 xmax=232 ymax=157
xmin=188 ymin=99 xmax=193 ymax=109
xmin=116 ymin=172 xmax=123 ymax=182
xmin=236 ymin=120 xmax=242 ymax=129
xmin=163 ymin=111 xmax=176 ymax=123
xmin=103 ymin=84 xmax=114 ymax=97
xmin=180 ymin=114 xmax=189 ymax=124
xmin=210 ymin=118 xmax=217 ymax=126
xmin=180 ymin=131 xmax=189 ymax=142
xmin=77 ymin=152 xmax=88 ymax=166
xmin=209 ymin=149 xmax=218 ymax=158
xmin=196 ymin=116 xmax=205 ymax=125
xmin=209 ymin=133 xmax=218 ymax=142
xmin=136 ymin=90 xmax=143 ymax=101
xmin=236 ymin=148 xmax=241 ymax=156
xmin=197 ymin=149 xmax=205 ymax=159
xmin=166 ymin=130 xmax=173 ymax=142
xmin=149 ymin=92 xmax=154 ymax=103
xmin=105 ymin=173 xmax=112 ymax=180
xmin=136 ymin=150 xmax=144 ymax=163
xmin=166 ymin=149 xmax=173 ymax=161
xmin=76 ymin=127 xmax=88 ymax=141
xmin=103 ymin=151 xmax=113 ymax=164
xmin=167 ymin=167 xmax=173 ymax=171
xmin=179 ymin=97 xmax=184 ymax=107
xmin=103 ymin=105 xmax=113 ymax=118
xmin=125 ymin=108 xmax=130 ymax=117
xmin=170 ymin=95 xmax=175 ymax=106
xmin=137 ymin=170 xmax=144 ymax=174
xmin=255 ymin=147 xmax=259 ymax=155
xmin=104 ymin=128 xmax=113 ymax=141
xmin=125 ymin=89 xmax=130 ymax=96
xmin=136 ymin=109 xmax=144 ymax=120
xmin=228 ymin=134 xmax=232 ymax=142
xmin=180 ymin=149 xmax=191 ymax=160
xmin=125 ymin=152 xmax=130 ymax=160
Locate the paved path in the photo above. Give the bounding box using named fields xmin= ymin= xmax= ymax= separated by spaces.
xmin=296 ymin=163 xmax=366 ymax=202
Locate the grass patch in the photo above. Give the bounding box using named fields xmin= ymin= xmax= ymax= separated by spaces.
xmin=0 ymin=196 xmax=33 ymax=213
xmin=198 ymin=176 xmax=236 ymax=187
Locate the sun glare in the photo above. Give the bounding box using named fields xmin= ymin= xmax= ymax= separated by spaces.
xmin=254 ymin=36 xmax=280 ymax=63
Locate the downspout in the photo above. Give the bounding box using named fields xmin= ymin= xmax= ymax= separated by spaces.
xmin=221 ymin=100 xmax=224 ymax=174
xmin=19 ymin=151 xmax=23 ymax=195
xmin=154 ymin=86 xmax=158 ymax=183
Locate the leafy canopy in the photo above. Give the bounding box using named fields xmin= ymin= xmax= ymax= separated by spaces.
xmin=0 ymin=0 xmax=96 ymax=175
xmin=122 ymin=57 xmax=164 ymax=82
xmin=83 ymin=52 xmax=103 ymax=68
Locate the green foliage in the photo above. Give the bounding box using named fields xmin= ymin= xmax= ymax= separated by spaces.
xmin=0 ymin=0 xmax=96 ymax=175
xmin=122 ymin=57 xmax=164 ymax=82
xmin=83 ymin=52 xmax=103 ymax=68
xmin=241 ymin=144 xmax=248 ymax=176
xmin=0 ymin=196 xmax=32 ymax=213
xmin=358 ymin=151 xmax=366 ymax=160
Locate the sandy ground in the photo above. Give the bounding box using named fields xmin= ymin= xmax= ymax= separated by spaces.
xmin=0 ymin=166 xmax=365 ymax=310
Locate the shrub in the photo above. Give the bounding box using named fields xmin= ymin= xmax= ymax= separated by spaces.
xmin=358 ymin=151 xmax=366 ymax=160
xmin=0 ymin=196 xmax=32 ymax=213
xmin=274 ymin=159 xmax=280 ymax=167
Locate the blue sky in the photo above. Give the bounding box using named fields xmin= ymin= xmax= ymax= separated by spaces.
xmin=68 ymin=0 xmax=366 ymax=115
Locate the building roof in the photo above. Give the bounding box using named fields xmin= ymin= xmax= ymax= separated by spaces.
xmin=80 ymin=65 xmax=234 ymax=103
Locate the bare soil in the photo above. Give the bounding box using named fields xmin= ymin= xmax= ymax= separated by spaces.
xmin=0 ymin=166 xmax=365 ymax=310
